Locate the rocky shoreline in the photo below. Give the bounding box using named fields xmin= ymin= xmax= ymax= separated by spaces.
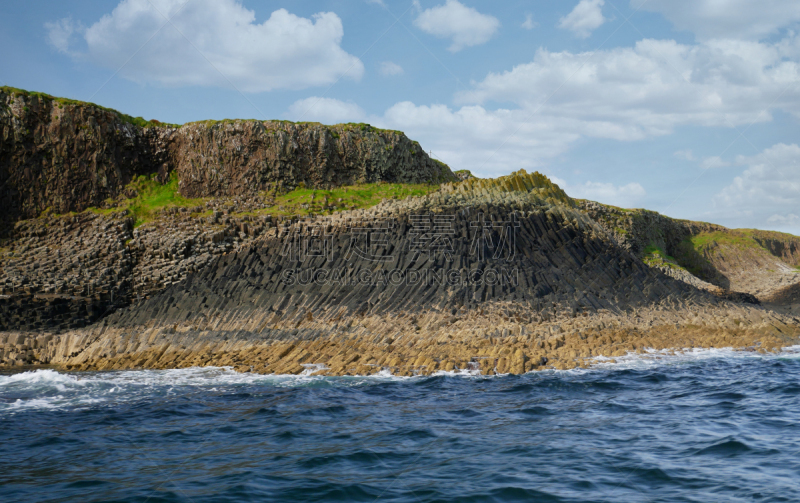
xmin=2 ymin=87 xmax=800 ymax=374
xmin=3 ymin=171 xmax=798 ymax=373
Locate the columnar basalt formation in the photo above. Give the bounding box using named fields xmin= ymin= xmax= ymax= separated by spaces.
xmin=6 ymin=170 xmax=795 ymax=373
xmin=0 ymin=87 xmax=455 ymax=233
xmin=581 ymin=201 xmax=800 ymax=301
xmin=2 ymin=87 xmax=799 ymax=373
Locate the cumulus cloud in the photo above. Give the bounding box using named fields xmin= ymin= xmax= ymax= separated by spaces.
xmin=558 ymin=0 xmax=607 ymax=39
xmin=636 ymin=0 xmax=800 ymax=40
xmin=712 ymin=143 xmax=800 ymax=232
xmin=284 ymin=27 xmax=800 ymax=194
xmin=767 ymin=213 xmax=800 ymax=226
xmin=287 ymin=97 xmax=366 ymax=124
xmin=413 ymin=0 xmax=500 ymax=52
xmin=44 ymin=17 xmax=83 ymax=55
xmin=373 ymin=101 xmax=581 ymax=176
xmin=457 ymin=37 xmax=800 ymax=139
xmin=551 ymin=177 xmax=646 ymax=207
xmin=332 ymin=33 xmax=800 ymax=176
xmin=379 ymin=61 xmax=404 ymax=76
xmin=699 ymin=156 xmax=730 ymax=169
xmin=46 ymin=0 xmax=363 ymax=92
xmin=521 ymin=14 xmax=537 ymax=30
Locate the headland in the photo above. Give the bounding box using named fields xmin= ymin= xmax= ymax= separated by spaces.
xmin=2 ymin=87 xmax=799 ymax=374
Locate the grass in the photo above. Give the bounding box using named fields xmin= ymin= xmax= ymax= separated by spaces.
xmin=689 ymin=231 xmax=759 ymax=252
xmin=642 ymin=244 xmax=682 ymax=269
xmin=240 ymin=182 xmax=441 ymax=218
xmin=82 ymin=176 xmax=441 ymax=225
xmin=737 ymin=228 xmax=800 ymax=239
xmin=88 ymin=172 xmax=207 ymax=227
xmin=184 ymin=118 xmax=407 ymax=137
xmin=2 ymin=85 xmax=180 ymax=128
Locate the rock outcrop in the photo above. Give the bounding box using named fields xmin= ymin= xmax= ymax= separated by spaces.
xmin=7 ymin=170 xmax=796 ymax=373
xmin=0 ymin=87 xmax=455 ymax=234
xmin=2 ymin=87 xmax=799 ymax=373
xmin=581 ymin=200 xmax=800 ymax=302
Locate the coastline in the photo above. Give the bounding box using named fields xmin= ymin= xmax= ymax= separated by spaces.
xmin=11 ymin=300 xmax=797 ymax=375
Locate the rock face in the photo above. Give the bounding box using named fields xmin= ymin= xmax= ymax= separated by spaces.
xmin=0 ymin=87 xmax=455 ymax=234
xmin=172 ymin=121 xmax=454 ymax=198
xmin=0 ymin=89 xmax=170 ymax=233
xmin=14 ymin=170 xmax=797 ymax=373
xmin=581 ymin=200 xmax=800 ymax=301
xmin=2 ymin=87 xmax=799 ymax=373
xmin=0 ymin=199 xmax=286 ymax=333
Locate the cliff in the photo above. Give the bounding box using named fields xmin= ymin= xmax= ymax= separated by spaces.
xmin=581 ymin=201 xmax=800 ymax=301
xmin=0 ymin=87 xmax=455 ymax=233
xmin=1 ymin=88 xmax=799 ymax=374
xmin=6 ymin=171 xmax=798 ymax=374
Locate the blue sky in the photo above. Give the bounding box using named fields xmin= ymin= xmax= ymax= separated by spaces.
xmin=2 ymin=0 xmax=799 ymax=233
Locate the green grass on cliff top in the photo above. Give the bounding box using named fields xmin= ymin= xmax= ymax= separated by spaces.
xmin=689 ymin=231 xmax=761 ymax=252
xmin=2 ymin=86 xmax=426 ymax=139
xmin=184 ymin=118 xmax=406 ymax=136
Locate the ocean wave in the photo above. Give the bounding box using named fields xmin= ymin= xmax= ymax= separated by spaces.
xmin=2 ymin=346 xmax=798 ymax=413
xmin=584 ymin=345 xmax=800 ymax=372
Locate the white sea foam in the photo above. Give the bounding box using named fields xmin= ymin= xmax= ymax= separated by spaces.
xmin=0 ymin=368 xmax=86 ymax=389
xmin=576 ymin=345 xmax=800 ymax=373
xmin=432 ymin=367 xmax=482 ymax=378
xmin=2 ymin=347 xmax=798 ymax=413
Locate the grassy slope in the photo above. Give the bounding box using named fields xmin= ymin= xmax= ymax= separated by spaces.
xmin=87 ymin=173 xmax=207 ymax=227
xmin=249 ymin=183 xmax=440 ymax=217
xmin=83 ymin=175 xmax=442 ymax=227
xmin=582 ymin=200 xmax=800 ymax=284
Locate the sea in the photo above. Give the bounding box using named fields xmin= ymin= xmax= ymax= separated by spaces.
xmin=2 ymin=347 xmax=800 ymax=502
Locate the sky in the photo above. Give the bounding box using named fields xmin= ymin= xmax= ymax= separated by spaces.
xmin=2 ymin=0 xmax=799 ymax=234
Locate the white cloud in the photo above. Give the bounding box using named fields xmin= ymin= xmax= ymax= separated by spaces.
xmin=558 ymin=0 xmax=607 ymax=39
xmin=47 ymin=0 xmax=363 ymax=92
xmin=457 ymin=37 xmax=800 ymax=139
xmin=551 ymin=177 xmax=647 ymax=207
xmin=767 ymin=213 xmax=800 ymax=225
xmin=282 ymin=27 xmax=800 ymax=201
xmin=712 ymin=143 xmax=800 ymax=232
xmin=413 ymin=0 xmax=500 ymax=52
xmin=44 ymin=17 xmax=82 ymax=55
xmin=349 ymin=33 xmax=800 ymax=177
xmin=699 ymin=156 xmax=730 ymax=169
xmin=373 ymin=101 xmax=581 ymax=176
xmin=636 ymin=0 xmax=800 ymax=40
xmin=521 ymin=14 xmax=537 ymax=30
xmin=674 ymin=150 xmax=695 ymax=161
xmin=287 ymin=97 xmax=366 ymax=124
xmin=379 ymin=61 xmax=404 ymax=76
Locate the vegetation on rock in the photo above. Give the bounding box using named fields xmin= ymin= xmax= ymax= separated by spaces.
xmin=0 ymin=86 xmax=179 ymax=128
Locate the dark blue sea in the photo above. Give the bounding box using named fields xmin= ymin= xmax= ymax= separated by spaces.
xmin=2 ymin=347 xmax=800 ymax=502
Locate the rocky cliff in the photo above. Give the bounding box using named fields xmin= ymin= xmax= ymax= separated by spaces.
xmin=1 ymin=88 xmax=799 ymax=374
xmin=581 ymin=200 xmax=800 ymax=302
xmin=0 ymin=87 xmax=455 ymax=233
xmin=5 ymin=171 xmax=797 ymax=374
